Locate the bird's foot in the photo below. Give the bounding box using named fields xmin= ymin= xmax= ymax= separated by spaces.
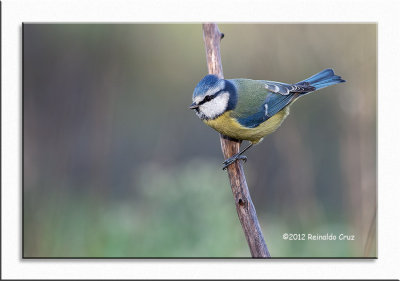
xmin=222 ymin=154 xmax=247 ymax=170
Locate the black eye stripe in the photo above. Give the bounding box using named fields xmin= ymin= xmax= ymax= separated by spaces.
xmin=199 ymin=92 xmax=218 ymax=105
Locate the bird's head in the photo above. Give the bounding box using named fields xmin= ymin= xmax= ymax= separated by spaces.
xmin=190 ymin=74 xmax=237 ymax=120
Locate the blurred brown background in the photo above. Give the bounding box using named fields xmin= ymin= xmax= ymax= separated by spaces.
xmin=23 ymin=24 xmax=376 ymax=257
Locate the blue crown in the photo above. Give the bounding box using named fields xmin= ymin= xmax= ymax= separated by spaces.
xmin=193 ymin=74 xmax=220 ymax=98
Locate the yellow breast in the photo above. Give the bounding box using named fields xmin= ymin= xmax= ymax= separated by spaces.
xmin=204 ymin=108 xmax=290 ymax=144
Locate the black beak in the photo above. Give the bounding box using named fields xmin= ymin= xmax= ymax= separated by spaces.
xmin=189 ymin=102 xmax=199 ymax=110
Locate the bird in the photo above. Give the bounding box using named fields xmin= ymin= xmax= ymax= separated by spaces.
xmin=189 ymin=68 xmax=345 ymax=170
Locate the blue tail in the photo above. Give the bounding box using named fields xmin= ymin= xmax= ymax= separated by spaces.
xmin=298 ymin=68 xmax=345 ymax=91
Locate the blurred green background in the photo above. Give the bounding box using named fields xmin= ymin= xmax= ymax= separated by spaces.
xmin=23 ymin=24 xmax=376 ymax=258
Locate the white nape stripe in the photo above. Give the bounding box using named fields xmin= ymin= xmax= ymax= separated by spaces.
xmin=264 ymin=103 xmax=269 ymax=116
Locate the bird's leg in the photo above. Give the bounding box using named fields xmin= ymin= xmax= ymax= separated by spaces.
xmin=222 ymin=143 xmax=254 ymax=170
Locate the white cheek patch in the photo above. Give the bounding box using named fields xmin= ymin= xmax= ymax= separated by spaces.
xmin=199 ymin=92 xmax=229 ymax=119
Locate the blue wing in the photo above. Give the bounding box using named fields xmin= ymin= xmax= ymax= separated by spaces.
xmin=262 ymin=69 xmax=344 ymax=117
xmin=264 ymin=80 xmax=315 ymax=95
xmin=236 ymin=92 xmax=297 ymax=128
xmin=234 ymin=69 xmax=344 ymax=128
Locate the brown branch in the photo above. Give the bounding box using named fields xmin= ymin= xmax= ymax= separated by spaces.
xmin=202 ymin=23 xmax=271 ymax=258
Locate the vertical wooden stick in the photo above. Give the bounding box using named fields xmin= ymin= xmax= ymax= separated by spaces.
xmin=202 ymin=23 xmax=271 ymax=258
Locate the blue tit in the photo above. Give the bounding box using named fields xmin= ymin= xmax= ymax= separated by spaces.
xmin=189 ymin=68 xmax=345 ymax=169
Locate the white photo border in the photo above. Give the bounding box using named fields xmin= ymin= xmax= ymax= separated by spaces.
xmin=2 ymin=0 xmax=399 ymax=279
